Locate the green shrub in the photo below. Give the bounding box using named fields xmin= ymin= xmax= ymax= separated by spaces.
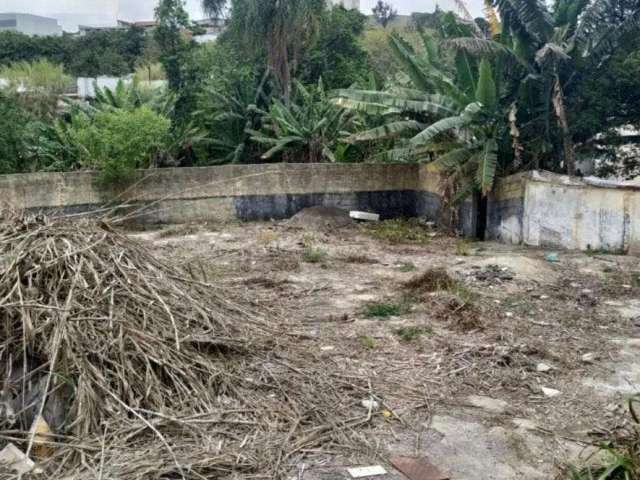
xmin=0 ymin=92 xmax=31 ymax=174
xmin=56 ymin=107 xmax=170 ymax=186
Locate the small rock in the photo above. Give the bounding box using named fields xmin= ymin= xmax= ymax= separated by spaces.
xmin=360 ymin=398 xmax=380 ymax=411
xmin=541 ymin=387 xmax=561 ymax=398
xmin=570 ymin=282 xmax=581 ymax=288
xmin=536 ymin=362 xmax=553 ymax=373
xmin=539 ymin=295 xmax=550 ymax=300
xmin=466 ymin=395 xmax=508 ymax=414
xmin=0 ymin=444 xmax=36 ymax=475
xmin=581 ymin=352 xmax=597 ymax=363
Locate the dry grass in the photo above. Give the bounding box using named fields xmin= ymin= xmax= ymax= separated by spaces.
xmin=403 ymin=268 xmax=458 ymax=293
xmin=0 ymin=213 xmax=371 ymax=479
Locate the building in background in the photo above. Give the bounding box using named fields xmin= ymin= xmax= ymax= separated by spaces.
xmin=330 ymin=0 xmax=361 ymax=9
xmin=0 ymin=13 xmax=62 ymax=36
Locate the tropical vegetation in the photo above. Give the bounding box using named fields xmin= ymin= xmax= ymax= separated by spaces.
xmin=0 ymin=0 xmax=639 ymax=195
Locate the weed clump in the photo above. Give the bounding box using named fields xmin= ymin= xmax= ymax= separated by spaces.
xmin=404 ymin=268 xmax=457 ymax=293
xmin=395 ymin=325 xmax=432 ymax=341
xmin=365 ymin=302 xmax=410 ymax=318
xmin=303 ymin=245 xmax=328 ymax=263
xmin=359 ymin=335 xmax=377 ymax=349
xmin=363 ymin=218 xmax=432 ymax=245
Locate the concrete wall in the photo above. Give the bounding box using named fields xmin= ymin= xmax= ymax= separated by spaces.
xmin=0 ymin=163 xmax=424 ymax=225
xmin=4 ymin=165 xmax=637 ymax=253
xmin=488 ymin=171 xmax=640 ymax=254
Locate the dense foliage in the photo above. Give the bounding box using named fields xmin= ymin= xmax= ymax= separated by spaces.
xmin=0 ymin=28 xmax=148 ymax=77
xmin=1 ymin=0 xmax=640 ymax=192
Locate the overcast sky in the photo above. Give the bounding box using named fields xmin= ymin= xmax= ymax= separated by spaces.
xmin=0 ymin=0 xmax=484 ymax=31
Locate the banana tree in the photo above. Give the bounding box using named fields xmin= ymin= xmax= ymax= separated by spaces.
xmin=333 ymin=31 xmax=505 ymax=195
xmin=249 ymin=79 xmax=357 ymax=163
xmin=447 ymin=0 xmax=640 ymax=175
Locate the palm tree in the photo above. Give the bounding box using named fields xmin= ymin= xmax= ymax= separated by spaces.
xmin=206 ymin=0 xmax=324 ymax=101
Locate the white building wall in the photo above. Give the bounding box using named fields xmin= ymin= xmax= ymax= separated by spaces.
xmin=4 ymin=14 xmax=62 ymax=36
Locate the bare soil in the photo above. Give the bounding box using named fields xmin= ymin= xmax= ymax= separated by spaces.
xmin=133 ymin=219 xmax=640 ymax=480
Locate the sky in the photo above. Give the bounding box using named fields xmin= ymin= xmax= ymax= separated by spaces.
xmin=0 ymin=0 xmax=484 ymax=31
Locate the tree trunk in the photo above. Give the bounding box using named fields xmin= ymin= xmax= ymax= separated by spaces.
xmin=552 ymin=77 xmax=576 ymax=176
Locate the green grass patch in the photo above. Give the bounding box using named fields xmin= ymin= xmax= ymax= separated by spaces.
xmin=358 ymin=335 xmax=376 ymax=349
xmin=363 ymin=219 xmax=432 ymax=245
xmin=365 ymin=302 xmax=410 ymax=318
xmin=302 ymin=245 xmax=328 ymax=264
xmin=455 ymin=238 xmax=474 ymax=256
xmin=397 ymin=261 xmax=417 ymax=272
xmin=394 ymin=325 xmax=432 ymax=342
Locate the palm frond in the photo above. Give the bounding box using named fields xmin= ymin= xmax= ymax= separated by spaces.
xmin=411 ymin=115 xmax=471 ymax=145
xmin=475 ymin=139 xmax=498 ymax=194
xmin=444 ymin=37 xmax=532 ymax=74
xmin=431 ymin=147 xmax=474 ymax=169
xmin=347 ymin=120 xmax=425 ymax=143
xmin=388 ymin=33 xmax=433 ymax=92
xmin=495 ymin=0 xmax=553 ymax=43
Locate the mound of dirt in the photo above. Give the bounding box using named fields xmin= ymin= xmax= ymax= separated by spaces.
xmin=287 ymin=206 xmax=353 ymax=230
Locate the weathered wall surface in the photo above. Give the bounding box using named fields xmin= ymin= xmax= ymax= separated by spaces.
xmin=489 ymin=171 xmax=640 ymax=253
xmin=487 ymin=173 xmax=527 ymax=244
xmin=0 ymin=163 xmax=423 ymax=224
xmin=3 ymin=165 xmax=638 ymax=253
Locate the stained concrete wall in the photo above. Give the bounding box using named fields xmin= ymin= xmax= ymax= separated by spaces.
xmin=5 ymin=165 xmax=636 ymax=253
xmin=488 ymin=171 xmax=640 ymax=254
xmin=0 ymin=163 xmax=424 ymax=224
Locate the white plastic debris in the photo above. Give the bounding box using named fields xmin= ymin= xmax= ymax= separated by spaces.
xmin=541 ymin=387 xmax=561 ymax=398
xmin=581 ymin=353 xmax=597 ymax=363
xmin=348 ymin=465 xmax=387 ymax=478
xmin=0 ymin=443 xmax=37 ymax=475
xmin=349 ymin=211 xmax=380 ymax=222
xmin=536 ymin=362 xmax=553 ymax=373
xmin=360 ymin=398 xmax=380 ymax=411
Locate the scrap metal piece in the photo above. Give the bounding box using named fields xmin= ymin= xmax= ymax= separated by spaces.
xmin=390 ymin=456 xmax=449 ymax=480
xmin=347 ymin=465 xmax=387 ymax=478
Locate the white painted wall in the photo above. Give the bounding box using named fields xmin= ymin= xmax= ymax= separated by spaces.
xmin=491 ymin=171 xmax=640 ymax=253
xmin=76 ymin=76 xmax=167 ymax=98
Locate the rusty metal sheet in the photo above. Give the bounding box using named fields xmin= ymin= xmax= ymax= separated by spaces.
xmin=390 ymin=456 xmax=450 ymax=480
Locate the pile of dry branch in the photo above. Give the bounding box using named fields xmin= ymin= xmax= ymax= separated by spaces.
xmin=0 ymin=213 xmax=369 ymax=478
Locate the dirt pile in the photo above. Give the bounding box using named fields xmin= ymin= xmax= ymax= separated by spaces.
xmin=0 ymin=213 xmax=369 ymax=479
xmin=287 ymin=206 xmax=353 ymax=230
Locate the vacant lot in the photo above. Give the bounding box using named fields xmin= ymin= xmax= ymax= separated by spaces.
xmin=133 ymin=217 xmax=640 ymax=480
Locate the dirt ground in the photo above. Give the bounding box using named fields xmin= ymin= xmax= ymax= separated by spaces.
xmin=132 ymin=217 xmax=640 ymax=480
